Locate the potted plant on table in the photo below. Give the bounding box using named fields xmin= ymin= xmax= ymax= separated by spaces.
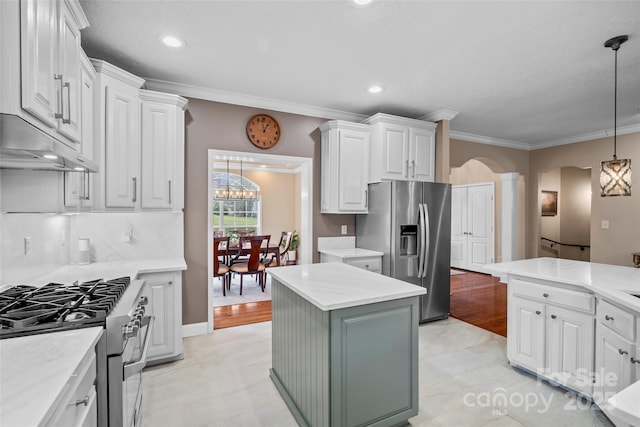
xmin=287 ymin=231 xmax=299 ymax=263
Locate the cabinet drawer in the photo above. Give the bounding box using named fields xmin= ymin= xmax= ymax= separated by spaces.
xmin=345 ymin=256 xmax=381 ymax=273
xmin=511 ymin=279 xmax=594 ymax=314
xmin=598 ymin=299 xmax=636 ymax=341
xmin=50 ymin=352 xmax=97 ymax=426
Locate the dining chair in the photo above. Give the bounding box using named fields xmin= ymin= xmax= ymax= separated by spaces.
xmin=229 ymin=235 xmax=271 ymax=295
xmin=264 ymin=231 xmax=293 ymax=268
xmin=213 ymin=236 xmax=230 ymax=296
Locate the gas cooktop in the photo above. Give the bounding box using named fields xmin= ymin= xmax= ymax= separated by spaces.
xmin=0 ymin=277 xmax=130 ymax=339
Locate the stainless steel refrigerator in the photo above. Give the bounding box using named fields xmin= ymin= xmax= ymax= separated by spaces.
xmin=356 ymin=181 xmax=451 ymax=323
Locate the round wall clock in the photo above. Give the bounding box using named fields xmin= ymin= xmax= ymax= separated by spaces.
xmin=246 ymin=114 xmax=281 ymax=149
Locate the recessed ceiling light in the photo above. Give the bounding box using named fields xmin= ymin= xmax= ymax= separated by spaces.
xmin=368 ymin=85 xmax=383 ymax=94
xmin=161 ymin=35 xmax=184 ymax=48
xmin=351 ymin=0 xmax=374 ymax=5
xmin=43 ymin=154 xmax=58 ymax=159
xmin=74 ymin=167 xmax=85 ymax=171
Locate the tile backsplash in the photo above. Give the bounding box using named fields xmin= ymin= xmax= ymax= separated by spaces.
xmin=1 ymin=212 xmax=183 ymax=284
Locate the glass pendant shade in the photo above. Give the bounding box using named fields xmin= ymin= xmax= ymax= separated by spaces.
xmin=600 ymin=158 xmax=631 ymax=196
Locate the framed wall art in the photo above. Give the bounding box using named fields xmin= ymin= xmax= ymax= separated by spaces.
xmin=541 ymin=190 xmax=558 ymax=216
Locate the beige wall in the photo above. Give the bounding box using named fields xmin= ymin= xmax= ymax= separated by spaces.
xmin=539 ymin=168 xmax=561 ymax=258
xmin=183 ymin=98 xmax=354 ymax=325
xmin=529 ymin=132 xmax=639 ymax=266
xmin=560 ymin=167 xmax=591 ymax=261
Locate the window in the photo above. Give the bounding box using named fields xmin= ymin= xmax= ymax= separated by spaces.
xmin=212 ymin=172 xmax=261 ymax=238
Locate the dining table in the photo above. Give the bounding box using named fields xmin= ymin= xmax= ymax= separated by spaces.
xmin=219 ymin=243 xmax=282 ymax=266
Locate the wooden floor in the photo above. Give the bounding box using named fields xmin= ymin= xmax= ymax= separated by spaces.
xmin=214 ymin=270 xmax=507 ymax=336
xmin=450 ymin=270 xmax=507 ymax=336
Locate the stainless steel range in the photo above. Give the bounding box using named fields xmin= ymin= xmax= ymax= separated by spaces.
xmin=0 ymin=276 xmax=153 ymax=427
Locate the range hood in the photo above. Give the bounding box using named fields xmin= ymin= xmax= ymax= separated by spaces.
xmin=0 ymin=114 xmax=98 ymax=172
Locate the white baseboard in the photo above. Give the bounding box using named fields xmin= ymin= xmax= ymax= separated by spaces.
xmin=182 ymin=322 xmax=208 ymax=338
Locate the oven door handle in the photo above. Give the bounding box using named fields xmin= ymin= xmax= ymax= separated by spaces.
xmin=123 ymin=315 xmax=155 ymax=380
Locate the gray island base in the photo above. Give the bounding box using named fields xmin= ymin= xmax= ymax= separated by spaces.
xmin=268 ymin=262 xmax=426 ymax=427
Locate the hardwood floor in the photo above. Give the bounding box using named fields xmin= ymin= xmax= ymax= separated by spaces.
xmin=213 ymin=300 xmax=272 ymax=329
xmin=450 ymin=269 xmax=507 ymax=337
xmin=214 ymin=269 xmax=507 ymax=336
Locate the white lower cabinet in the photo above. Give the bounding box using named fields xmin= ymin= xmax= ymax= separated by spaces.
xmin=139 ymin=271 xmax=183 ymax=364
xmin=507 ymin=279 xmax=595 ymax=395
xmin=594 ymin=300 xmax=636 ymax=402
xmin=48 ymin=346 xmax=98 ymax=427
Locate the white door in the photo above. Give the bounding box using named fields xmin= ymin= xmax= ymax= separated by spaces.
xmin=450 ymin=183 xmax=494 ymax=272
xmin=56 ymin=1 xmax=82 ymax=144
xmin=381 ymin=124 xmax=409 ymax=180
xmin=450 ymin=186 xmax=467 ymax=269
xmin=409 ymin=127 xmax=435 ymax=182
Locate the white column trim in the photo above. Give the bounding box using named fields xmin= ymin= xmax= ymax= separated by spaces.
xmin=500 ymin=173 xmax=519 ymax=262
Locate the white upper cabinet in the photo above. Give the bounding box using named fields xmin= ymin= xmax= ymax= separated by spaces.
xmin=19 ymin=0 xmax=88 ymax=147
xmin=64 ymin=52 xmax=96 ymax=208
xmin=92 ymin=60 xmax=144 ymax=210
xmin=319 ymin=121 xmax=370 ymax=214
xmin=364 ymin=113 xmax=436 ymax=183
xmin=92 ymin=60 xmax=187 ymax=211
xmin=140 ymin=90 xmax=188 ymax=210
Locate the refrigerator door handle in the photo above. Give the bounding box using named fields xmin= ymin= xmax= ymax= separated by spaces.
xmin=418 ymin=203 xmax=426 ymax=278
xmin=422 ymin=203 xmax=430 ymax=278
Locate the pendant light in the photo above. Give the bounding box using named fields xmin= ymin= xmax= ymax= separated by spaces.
xmin=600 ymin=35 xmax=631 ymax=197
xmin=213 ymin=160 xmax=231 ymax=199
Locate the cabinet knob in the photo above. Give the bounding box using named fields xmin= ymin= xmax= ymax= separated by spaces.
xmin=631 ymin=357 xmax=640 ymax=364
xmin=550 ymin=314 xmax=557 ymax=319
xmin=535 ymin=310 xmax=541 ymax=315
xmin=618 ymin=349 xmax=629 ymax=356
xmin=605 ymin=315 xmax=614 ymax=321
xmin=542 ymin=293 xmax=549 ymax=298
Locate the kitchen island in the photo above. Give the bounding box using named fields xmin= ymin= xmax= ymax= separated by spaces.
xmin=485 ymin=257 xmax=640 ymax=427
xmin=268 ymin=262 xmax=425 ymax=427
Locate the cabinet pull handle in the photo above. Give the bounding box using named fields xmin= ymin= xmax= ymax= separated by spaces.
xmin=62 ymin=82 xmax=71 ymax=124
xmin=132 ymin=177 xmax=137 ymax=202
xmin=85 ymin=171 xmax=90 ymax=201
xmin=75 ymin=395 xmax=89 ymax=406
xmin=411 ymin=160 xmax=415 ymax=178
xmin=405 ymin=160 xmax=409 ymax=177
xmin=168 ymin=180 xmax=172 ymax=204
xmin=365 ymin=189 xmax=368 ymax=208
xmin=631 ymin=357 xmax=640 ymax=364
xmin=618 ymin=349 xmax=629 ymax=356
xmin=550 ymin=314 xmax=557 ymax=319
xmin=535 ymin=310 xmax=541 ymax=315
xmin=605 ymin=315 xmax=614 ymax=321
xmin=542 ymin=293 xmax=549 ymax=298
xmin=54 ymin=74 xmax=64 ymax=118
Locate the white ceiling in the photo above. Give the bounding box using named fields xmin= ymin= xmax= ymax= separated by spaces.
xmin=79 ymin=0 xmax=640 ymax=149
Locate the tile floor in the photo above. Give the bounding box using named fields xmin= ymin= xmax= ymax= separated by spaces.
xmin=141 ymin=318 xmax=614 ymax=427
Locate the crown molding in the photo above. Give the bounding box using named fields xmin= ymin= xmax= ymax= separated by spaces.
xmin=449 ymin=131 xmax=532 ymax=151
xmin=144 ymin=78 xmax=367 ymax=122
xmin=419 ymin=109 xmax=459 ymax=122
xmin=91 ymin=59 xmax=145 ymax=88
xmin=139 ymin=89 xmax=189 ymax=109
xmin=531 ymin=123 xmax=640 ymax=150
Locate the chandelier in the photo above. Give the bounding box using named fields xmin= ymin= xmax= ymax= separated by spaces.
xmin=213 ymin=160 xmax=259 ymax=200
xmin=600 ymin=35 xmax=631 ymax=197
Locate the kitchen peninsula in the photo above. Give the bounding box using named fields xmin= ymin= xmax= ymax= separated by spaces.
xmin=485 ymin=257 xmax=640 ymax=427
xmin=268 ymin=262 xmax=425 ymax=427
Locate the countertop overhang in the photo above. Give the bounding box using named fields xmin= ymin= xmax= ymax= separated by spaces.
xmin=267 ymin=262 xmax=425 ymax=311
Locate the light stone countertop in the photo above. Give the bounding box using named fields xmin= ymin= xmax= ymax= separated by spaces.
xmin=485 ymin=257 xmax=640 ymax=425
xmin=318 ymin=247 xmax=384 ymax=258
xmin=9 ymin=257 xmax=187 ymax=286
xmin=0 ymin=327 xmax=103 ymax=427
xmin=267 ymin=262 xmax=425 ymax=311
xmin=485 ymin=257 xmax=640 ymax=314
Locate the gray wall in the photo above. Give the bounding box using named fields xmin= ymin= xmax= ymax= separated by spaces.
xmin=183 ymin=98 xmax=354 ymax=324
